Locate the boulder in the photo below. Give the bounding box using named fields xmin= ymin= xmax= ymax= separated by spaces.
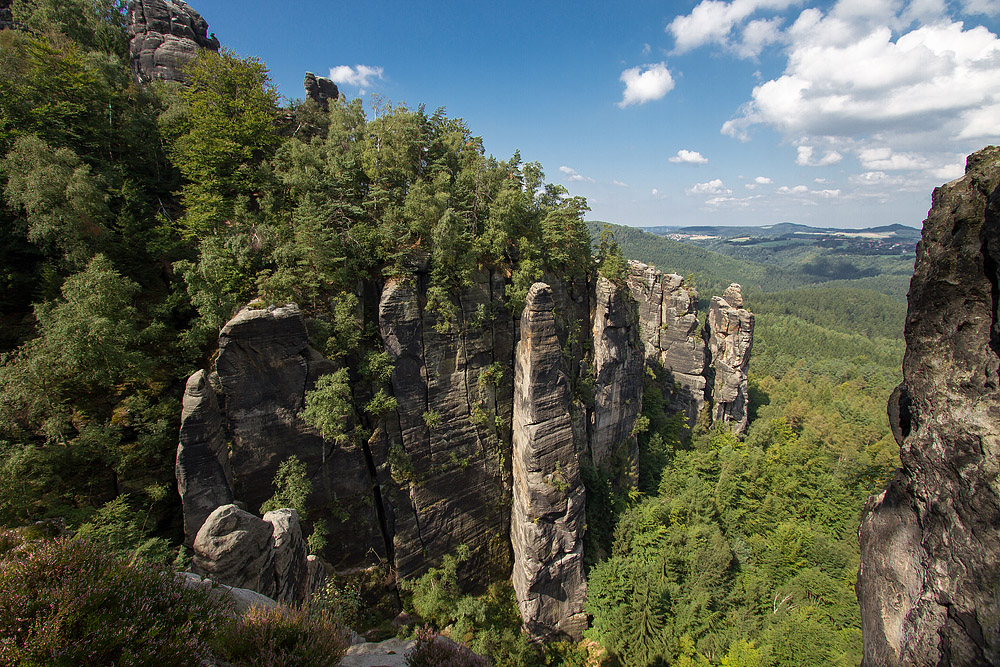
xmin=858 ymin=146 xmax=1000 ymax=666
xmin=127 ymin=0 xmax=221 ymax=84
xmin=510 ymin=283 xmax=587 ymax=641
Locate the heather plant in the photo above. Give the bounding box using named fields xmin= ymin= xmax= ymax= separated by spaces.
xmin=213 ymin=603 xmax=350 ymax=667
xmin=405 ymin=627 xmax=488 ymax=667
xmin=0 ymin=532 xmax=227 ymax=666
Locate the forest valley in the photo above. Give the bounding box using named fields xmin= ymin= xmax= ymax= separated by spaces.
xmin=0 ymin=2 xmax=903 ymax=666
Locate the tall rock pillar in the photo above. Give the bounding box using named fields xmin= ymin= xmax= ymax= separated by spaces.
xmin=511 ymin=283 xmax=587 ymax=641
xmin=858 ymin=146 xmax=1000 ymax=666
xmin=706 ymin=283 xmax=754 ymax=434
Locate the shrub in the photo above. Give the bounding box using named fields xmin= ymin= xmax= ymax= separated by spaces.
xmin=0 ymin=532 xmax=226 ymax=666
xmin=214 ymin=603 xmax=350 ymax=667
xmin=405 ymin=627 xmax=487 ymax=667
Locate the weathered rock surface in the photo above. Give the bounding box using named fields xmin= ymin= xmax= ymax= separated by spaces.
xmin=589 ymin=275 xmax=644 ymax=467
xmin=216 ymin=305 xmax=386 ymax=569
xmin=627 ymin=261 xmax=706 ymax=426
xmin=191 ymin=504 xmax=321 ymax=605
xmin=127 ymin=0 xmax=220 ymax=84
xmin=858 ymin=146 xmax=1000 ymax=667
xmin=706 ymin=284 xmax=754 ymax=434
xmin=376 ymin=271 xmax=515 ymax=583
xmin=176 ymin=369 xmax=233 ymax=545
xmin=176 ymin=571 xmax=278 ymax=616
xmin=304 ymin=71 xmax=339 ymax=110
xmin=510 ymin=283 xmax=587 ymax=641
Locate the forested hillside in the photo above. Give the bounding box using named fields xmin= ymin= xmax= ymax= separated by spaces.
xmin=585 ymin=223 xmax=906 ymax=665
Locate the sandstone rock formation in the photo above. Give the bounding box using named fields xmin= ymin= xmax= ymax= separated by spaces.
xmin=706 ymin=284 xmax=754 ymax=434
xmin=589 ymin=276 xmax=644 ymax=466
xmin=376 ymin=271 xmax=515 ymax=583
xmin=627 ymin=262 xmax=706 ymax=426
xmin=176 ymin=571 xmax=278 ymax=616
xmin=192 ymin=504 xmax=322 ymax=605
xmin=177 ymin=264 xmax=750 ymax=635
xmin=176 ymin=369 xmax=233 ymax=545
xmin=510 ymin=283 xmax=588 ymax=641
xmin=304 ymin=71 xmax=339 ymax=110
xmin=127 ymin=0 xmax=220 ymax=84
xmin=858 ymin=146 xmax=1000 ymax=666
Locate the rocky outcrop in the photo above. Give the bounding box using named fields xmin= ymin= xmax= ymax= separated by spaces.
xmin=510 ymin=283 xmax=587 ymax=641
xmin=304 ymin=72 xmax=339 ymax=110
xmin=176 ymin=571 xmax=279 ymax=616
xmin=376 ymin=271 xmax=515 ymax=583
xmin=589 ymin=276 xmax=644 ymax=466
xmin=176 ymin=369 xmax=233 ymax=545
xmin=176 ymin=264 xmax=749 ymax=634
xmin=706 ymin=284 xmax=754 ymax=434
xmin=627 ymin=262 xmax=706 ymax=426
xmin=858 ymin=146 xmax=1000 ymax=666
xmin=127 ymin=0 xmax=220 ymax=84
xmin=191 ymin=504 xmax=323 ymax=605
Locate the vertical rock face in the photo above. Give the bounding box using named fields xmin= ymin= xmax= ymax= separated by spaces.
xmin=127 ymin=0 xmax=221 ymax=84
xmin=589 ymin=275 xmax=644 ymax=466
xmin=706 ymin=284 xmax=754 ymax=434
xmin=176 ymin=305 xmax=386 ymax=569
xmin=304 ymin=72 xmax=339 ymax=110
xmin=626 ymin=262 xmax=706 ymax=426
xmin=510 ymin=283 xmax=587 ymax=641
xmin=858 ymin=146 xmax=1000 ymax=667
xmin=377 ymin=271 xmax=515 ymax=583
xmin=176 ymin=369 xmax=233 ymax=545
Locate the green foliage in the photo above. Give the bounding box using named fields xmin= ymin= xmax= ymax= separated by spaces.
xmin=170 ymin=49 xmax=280 ymax=236
xmin=364 ymin=388 xmax=399 ymax=417
xmin=260 ymin=455 xmax=312 ymax=516
xmin=0 ymin=532 xmax=227 ymax=665
xmin=300 ymin=368 xmax=353 ymax=444
xmin=597 ymin=224 xmax=628 ymax=286
xmin=401 ymin=544 xmax=471 ymax=628
xmin=75 ymin=491 xmax=171 ymax=564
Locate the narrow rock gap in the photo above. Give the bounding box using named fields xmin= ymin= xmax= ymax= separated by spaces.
xmin=981 ymin=187 xmax=1000 ymax=385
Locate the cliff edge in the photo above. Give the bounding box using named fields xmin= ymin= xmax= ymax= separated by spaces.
xmin=858 ymin=146 xmax=1000 ymax=666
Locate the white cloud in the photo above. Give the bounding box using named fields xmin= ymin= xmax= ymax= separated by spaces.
xmin=796 ymin=145 xmax=844 ymax=166
xmin=777 ymin=184 xmax=841 ymax=197
xmin=667 ymin=0 xmax=801 ymax=54
xmin=329 ymin=64 xmax=384 ymax=94
xmin=706 ymin=194 xmax=763 ymax=207
xmin=612 ymin=180 xmax=630 ymax=187
xmin=618 ymin=63 xmax=675 ymax=107
xmin=736 ymin=17 xmax=786 ymax=57
xmin=850 ymin=170 xmax=903 ymax=185
xmin=755 ymin=176 xmax=772 ymax=184
xmin=931 ymin=162 xmax=966 ymax=180
xmin=962 ymin=0 xmax=1000 ymax=16
xmin=721 ymin=5 xmax=1000 ymax=178
xmin=669 ymin=149 xmax=709 ymax=164
xmin=857 ymin=147 xmax=930 ymax=170
xmin=686 ymin=178 xmax=733 ymax=195
xmin=559 ymin=166 xmax=596 ymax=183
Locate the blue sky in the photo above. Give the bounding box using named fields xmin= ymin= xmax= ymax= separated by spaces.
xmin=193 ymin=0 xmax=999 ymax=230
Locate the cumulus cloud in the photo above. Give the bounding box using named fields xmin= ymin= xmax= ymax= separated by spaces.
xmin=612 ymin=180 xmax=630 ymax=187
xmin=618 ymin=63 xmax=675 ymax=107
xmin=796 ymin=145 xmax=844 ymax=166
xmin=559 ymin=166 xmax=596 ymax=183
xmin=667 ymin=0 xmax=800 ymax=55
xmin=745 ymin=175 xmax=772 ymax=190
xmin=329 ymin=65 xmax=384 ymax=94
xmin=686 ymin=179 xmax=733 ymax=195
xmin=720 ymin=3 xmax=1000 ymax=177
xmin=669 ymin=149 xmax=709 ymax=164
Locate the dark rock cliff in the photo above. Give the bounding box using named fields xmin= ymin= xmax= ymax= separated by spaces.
xmin=176 ymin=261 xmax=753 ymax=633
xmin=127 ymin=0 xmax=220 ymax=83
xmin=858 ymin=146 xmax=1000 ymax=666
